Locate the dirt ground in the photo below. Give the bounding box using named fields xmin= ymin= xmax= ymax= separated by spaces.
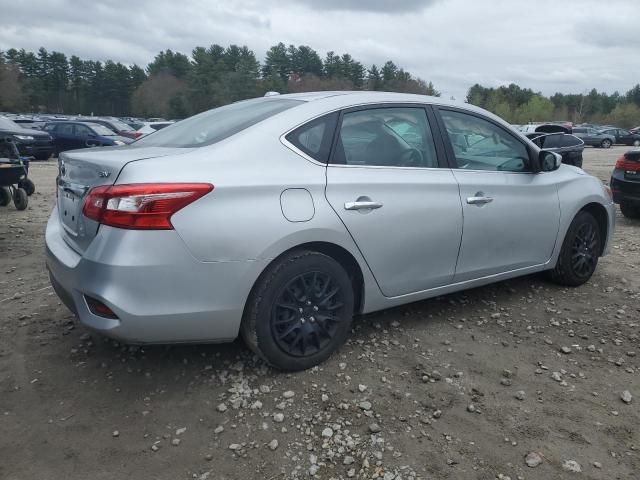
xmin=1 ymin=147 xmax=638 ymax=480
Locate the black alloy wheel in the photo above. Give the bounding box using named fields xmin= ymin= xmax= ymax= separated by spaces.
xmin=271 ymin=271 xmax=345 ymax=357
xmin=569 ymin=222 xmax=598 ymax=279
xmin=241 ymin=250 xmax=354 ymax=371
xmin=547 ymin=211 xmax=601 ymax=286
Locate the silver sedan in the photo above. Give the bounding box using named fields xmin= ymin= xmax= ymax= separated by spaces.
xmin=46 ymin=91 xmax=615 ymax=370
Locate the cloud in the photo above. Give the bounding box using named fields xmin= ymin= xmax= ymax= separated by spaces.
xmin=0 ymin=0 xmax=638 ymax=100
xmin=574 ymin=17 xmax=636 ymax=48
xmin=291 ymin=0 xmax=440 ymax=13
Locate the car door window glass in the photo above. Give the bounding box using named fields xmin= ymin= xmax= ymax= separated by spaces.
xmin=334 ymin=107 xmax=438 ymax=168
xmin=58 ymin=124 xmax=74 ymax=135
xmin=74 ymin=125 xmax=92 ymax=137
xmin=440 ymin=110 xmax=529 ymax=172
xmin=286 ymin=112 xmax=338 ymax=163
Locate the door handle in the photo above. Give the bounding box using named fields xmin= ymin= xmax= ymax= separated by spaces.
xmin=344 ymin=201 xmax=383 ymax=211
xmin=466 ymin=193 xmax=493 ymax=205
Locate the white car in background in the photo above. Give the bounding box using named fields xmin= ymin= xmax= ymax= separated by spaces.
xmin=135 ymin=121 xmax=175 ymax=138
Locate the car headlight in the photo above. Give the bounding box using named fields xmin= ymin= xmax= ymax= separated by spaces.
xmin=13 ymin=134 xmax=34 ymax=141
xmin=113 ymin=140 xmax=125 ymax=146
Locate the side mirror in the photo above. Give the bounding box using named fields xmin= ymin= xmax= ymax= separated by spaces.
xmin=539 ymin=150 xmax=562 ymax=172
xmin=87 ymin=133 xmax=97 ymax=138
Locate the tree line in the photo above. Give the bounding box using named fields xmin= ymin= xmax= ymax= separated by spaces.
xmin=467 ymin=83 xmax=640 ymax=128
xmin=0 ymin=44 xmax=438 ymax=118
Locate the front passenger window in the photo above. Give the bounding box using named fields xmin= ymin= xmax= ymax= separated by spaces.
xmin=440 ymin=110 xmax=530 ymax=172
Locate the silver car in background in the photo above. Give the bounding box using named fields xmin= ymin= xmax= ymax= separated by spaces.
xmin=46 ymin=91 xmax=615 ymax=370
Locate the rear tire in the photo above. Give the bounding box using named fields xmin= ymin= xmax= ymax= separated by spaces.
xmin=19 ymin=178 xmax=35 ymax=196
xmin=620 ymin=202 xmax=640 ymax=219
xmin=0 ymin=187 xmax=10 ymax=206
xmin=601 ymin=139 xmax=612 ymax=148
xmin=13 ymin=188 xmax=28 ymax=210
xmin=241 ymin=250 xmax=354 ymax=371
xmin=547 ymin=211 xmax=601 ymax=287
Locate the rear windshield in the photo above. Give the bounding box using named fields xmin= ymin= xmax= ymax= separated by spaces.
xmin=134 ymin=98 xmax=303 ymax=148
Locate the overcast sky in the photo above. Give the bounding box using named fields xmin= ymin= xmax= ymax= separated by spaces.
xmin=0 ymin=0 xmax=637 ymax=100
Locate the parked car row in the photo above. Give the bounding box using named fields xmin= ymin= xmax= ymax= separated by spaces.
xmin=518 ymin=123 xmax=640 ymax=149
xmin=0 ymin=113 xmax=178 ymax=158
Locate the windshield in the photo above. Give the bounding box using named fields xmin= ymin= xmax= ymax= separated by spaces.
xmin=109 ymin=119 xmax=134 ymax=132
xmin=134 ymin=98 xmax=303 ymax=148
xmin=87 ymin=124 xmax=117 ymax=136
xmin=0 ymin=117 xmax=21 ymax=130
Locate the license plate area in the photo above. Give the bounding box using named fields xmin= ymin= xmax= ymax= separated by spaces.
xmin=58 ymin=187 xmax=82 ymax=236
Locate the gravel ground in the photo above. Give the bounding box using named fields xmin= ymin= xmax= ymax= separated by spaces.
xmin=0 ymin=147 xmax=638 ymax=480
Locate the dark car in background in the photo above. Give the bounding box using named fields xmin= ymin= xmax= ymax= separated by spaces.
xmin=12 ymin=118 xmax=48 ymax=130
xmin=600 ymin=128 xmax=640 ymax=147
xmin=77 ymin=117 xmax=139 ymax=140
xmin=572 ymin=127 xmax=615 ymax=148
xmin=44 ymin=121 xmax=133 ymax=154
xmin=610 ymin=149 xmax=640 ymax=218
xmin=0 ymin=116 xmax=54 ymax=160
xmin=524 ymin=132 xmax=585 ymax=167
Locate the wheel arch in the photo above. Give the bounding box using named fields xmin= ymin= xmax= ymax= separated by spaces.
xmin=243 ymin=241 xmax=366 ymax=319
xmin=578 ymin=202 xmax=609 ymax=256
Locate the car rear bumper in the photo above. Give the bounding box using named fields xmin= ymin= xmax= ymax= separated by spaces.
xmin=611 ymin=170 xmax=640 ymax=205
xmin=45 ymin=207 xmax=265 ymax=344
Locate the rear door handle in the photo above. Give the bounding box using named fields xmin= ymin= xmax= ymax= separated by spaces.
xmin=466 ymin=194 xmax=493 ymax=205
xmin=344 ymin=201 xmax=383 ymax=211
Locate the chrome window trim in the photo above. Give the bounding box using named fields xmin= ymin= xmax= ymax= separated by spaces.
xmin=280 ymin=100 xmax=458 ymax=170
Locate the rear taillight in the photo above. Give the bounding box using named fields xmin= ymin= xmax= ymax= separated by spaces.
xmin=85 ymin=296 xmax=118 ymax=319
xmin=82 ymin=183 xmax=213 ymax=230
xmin=615 ymin=156 xmax=640 ymax=172
xmin=133 ymin=132 xmax=143 ymax=139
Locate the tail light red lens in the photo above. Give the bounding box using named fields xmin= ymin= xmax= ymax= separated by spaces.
xmin=615 ymin=156 xmax=640 ymax=172
xmin=82 ymin=183 xmax=213 ymax=229
xmin=133 ymin=132 xmax=143 ymax=139
xmin=85 ymin=295 xmax=118 ymax=319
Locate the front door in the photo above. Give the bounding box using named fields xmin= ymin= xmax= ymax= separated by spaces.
xmin=436 ymin=108 xmax=561 ymax=282
xmin=325 ymin=105 xmax=463 ymax=297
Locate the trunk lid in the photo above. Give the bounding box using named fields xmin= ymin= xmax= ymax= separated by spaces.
xmin=56 ymin=146 xmax=193 ymax=253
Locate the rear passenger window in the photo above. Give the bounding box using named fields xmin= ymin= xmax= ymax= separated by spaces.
xmin=285 ymin=112 xmax=338 ymax=163
xmin=332 ymin=107 xmax=439 ymax=168
xmin=58 ymin=124 xmax=74 ymax=135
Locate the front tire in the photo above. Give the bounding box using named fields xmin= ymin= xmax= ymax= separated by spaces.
xmin=13 ymin=188 xmax=28 ymax=210
xmin=633 ymin=139 xmax=640 ymax=147
xmin=547 ymin=211 xmax=601 ymax=286
xmin=241 ymin=250 xmax=354 ymax=371
xmin=620 ymin=202 xmax=640 ymax=219
xmin=601 ymin=139 xmax=612 ymax=148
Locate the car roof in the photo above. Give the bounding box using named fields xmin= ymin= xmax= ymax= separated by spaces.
xmin=263 ymin=91 xmax=516 ymax=134
xmin=275 ymin=90 xmax=457 ymax=107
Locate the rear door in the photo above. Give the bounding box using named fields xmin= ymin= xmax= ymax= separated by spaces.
xmin=324 ymin=105 xmax=463 ymax=297
xmin=435 ymin=107 xmax=561 ymax=282
xmin=74 ymin=124 xmax=101 ymax=147
xmin=53 ymin=123 xmax=75 ymax=151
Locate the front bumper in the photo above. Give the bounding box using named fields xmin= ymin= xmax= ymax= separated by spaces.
xmin=45 ymin=207 xmax=266 ymax=344
xmin=17 ymin=142 xmax=54 ymax=158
